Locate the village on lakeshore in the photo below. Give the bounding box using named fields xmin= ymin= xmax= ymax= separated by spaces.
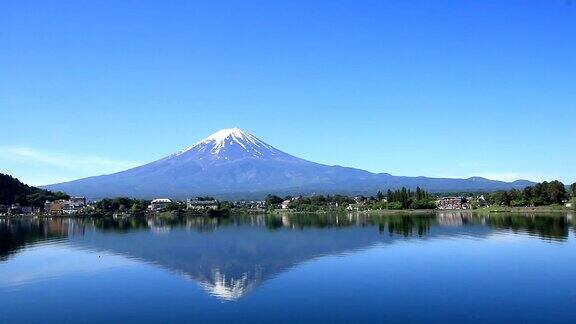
xmin=0 ymin=195 xmax=480 ymax=217
xmin=1 ymin=185 xmax=575 ymax=218
xmin=1 ymin=171 xmax=575 ymax=217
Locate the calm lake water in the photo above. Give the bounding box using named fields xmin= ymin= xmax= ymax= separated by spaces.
xmin=1 ymin=211 xmax=575 ymax=323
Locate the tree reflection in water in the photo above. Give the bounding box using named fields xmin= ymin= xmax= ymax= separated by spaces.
xmin=2 ymin=212 xmax=573 ymax=260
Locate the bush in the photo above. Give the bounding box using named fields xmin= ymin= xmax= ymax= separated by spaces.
xmin=409 ymin=199 xmax=436 ymax=209
xmin=511 ymin=199 xmax=527 ymax=207
xmin=387 ymin=202 xmax=403 ymax=210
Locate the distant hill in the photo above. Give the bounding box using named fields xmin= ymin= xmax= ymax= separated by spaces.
xmin=0 ymin=173 xmax=68 ymax=207
xmin=44 ymin=128 xmax=535 ymax=199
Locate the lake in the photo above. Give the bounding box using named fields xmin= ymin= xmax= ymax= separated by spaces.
xmin=1 ymin=211 xmax=575 ymax=323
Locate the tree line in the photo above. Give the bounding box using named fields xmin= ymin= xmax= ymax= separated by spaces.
xmin=265 ymin=187 xmax=436 ymax=211
xmin=488 ymin=181 xmax=575 ymax=207
xmin=94 ymin=197 xmax=150 ymax=214
xmin=0 ymin=173 xmax=69 ymax=207
xmin=266 ymin=194 xmax=355 ymax=212
xmin=384 ymin=187 xmax=435 ymax=209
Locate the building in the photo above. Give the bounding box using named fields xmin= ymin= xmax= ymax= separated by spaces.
xmin=477 ymin=195 xmax=487 ymax=207
xmin=41 ymin=198 xmax=87 ymax=215
xmin=20 ymin=206 xmax=36 ymax=214
xmin=280 ymin=197 xmax=303 ymax=210
xmin=186 ymin=199 xmax=219 ymax=211
xmin=5 ymin=204 xmax=38 ymax=215
xmin=44 ymin=201 xmax=52 ymax=212
xmin=49 ymin=200 xmax=67 ymax=214
xmin=63 ymin=197 xmax=87 ymax=214
xmin=353 ymin=196 xmax=366 ymax=204
xmin=436 ymin=197 xmax=471 ymax=210
xmin=69 ymin=197 xmax=86 ymax=207
xmin=148 ymin=198 xmax=173 ymax=212
xmin=231 ymin=200 xmax=266 ymax=211
xmin=8 ymin=204 xmax=22 ymax=215
xmin=62 ymin=202 xmax=79 ymax=215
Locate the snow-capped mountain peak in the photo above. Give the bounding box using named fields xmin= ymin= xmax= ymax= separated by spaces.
xmin=177 ymin=128 xmax=285 ymax=160
xmin=196 ymin=128 xmax=270 ymax=153
xmin=199 ymin=128 xmax=251 ymax=145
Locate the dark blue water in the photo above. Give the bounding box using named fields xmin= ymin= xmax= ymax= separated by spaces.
xmin=1 ymin=212 xmax=575 ymax=323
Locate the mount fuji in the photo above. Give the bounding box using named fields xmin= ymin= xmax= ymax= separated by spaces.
xmin=44 ymin=128 xmax=533 ymax=199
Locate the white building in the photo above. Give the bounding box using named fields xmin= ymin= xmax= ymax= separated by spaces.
xmin=186 ymin=199 xmax=219 ymax=211
xmin=62 ymin=202 xmax=79 ymax=215
xmin=62 ymin=197 xmax=87 ymax=214
xmin=148 ymin=198 xmax=172 ymax=212
xmin=281 ymin=200 xmax=291 ymax=209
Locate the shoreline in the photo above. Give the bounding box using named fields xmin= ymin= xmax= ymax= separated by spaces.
xmin=474 ymin=205 xmax=572 ymax=214
xmin=1 ymin=206 xmax=572 ymax=218
xmin=266 ymin=206 xmax=573 ymax=216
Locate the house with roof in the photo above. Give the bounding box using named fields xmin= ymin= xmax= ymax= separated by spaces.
xmin=148 ymin=198 xmax=173 ymax=212
xmin=281 ymin=200 xmax=291 ymax=209
xmin=186 ymin=199 xmax=219 ymax=211
xmin=436 ymin=197 xmax=471 ymax=210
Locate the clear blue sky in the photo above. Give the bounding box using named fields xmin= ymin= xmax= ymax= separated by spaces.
xmin=1 ymin=0 xmax=575 ymax=186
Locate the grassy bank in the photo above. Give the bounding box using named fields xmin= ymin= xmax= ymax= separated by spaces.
xmin=272 ymin=208 xmax=440 ymax=216
xmin=475 ymin=205 xmax=571 ymax=214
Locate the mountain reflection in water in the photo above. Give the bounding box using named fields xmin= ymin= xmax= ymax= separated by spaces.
xmin=0 ymin=211 xmax=574 ymax=301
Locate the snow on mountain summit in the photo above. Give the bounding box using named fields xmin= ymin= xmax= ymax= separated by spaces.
xmin=199 ymin=128 xmax=252 ymax=145
xmin=176 ymin=128 xmax=290 ymax=161
xmin=195 ymin=128 xmax=272 ymax=154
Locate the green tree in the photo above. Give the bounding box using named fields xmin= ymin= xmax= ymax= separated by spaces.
xmin=522 ymin=187 xmax=533 ymax=205
xmin=165 ymin=202 xmax=182 ymax=211
xmin=196 ymin=196 xmax=216 ymax=201
xmin=490 ymin=191 xmax=511 ymax=206
xmin=384 ymin=187 xmax=434 ymax=210
xmin=0 ymin=173 xmax=70 ymax=207
xmin=265 ymin=194 xmax=284 ymax=207
xmin=547 ymin=180 xmax=567 ymax=204
xmin=95 ymin=197 xmax=150 ymax=213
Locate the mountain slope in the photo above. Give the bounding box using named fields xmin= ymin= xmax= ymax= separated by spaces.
xmin=44 ymin=128 xmax=534 ymax=199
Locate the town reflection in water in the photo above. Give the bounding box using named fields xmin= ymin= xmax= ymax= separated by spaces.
xmin=1 ymin=211 xmax=574 ymax=301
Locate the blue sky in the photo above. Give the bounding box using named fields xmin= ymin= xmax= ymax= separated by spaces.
xmin=1 ymin=0 xmax=575 ymax=186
